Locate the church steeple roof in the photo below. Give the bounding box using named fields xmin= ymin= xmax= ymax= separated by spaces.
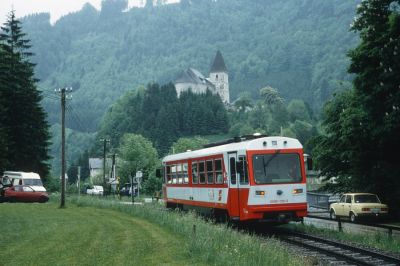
xmin=210 ymin=50 xmax=228 ymax=73
xmin=174 ymin=68 xmax=214 ymax=87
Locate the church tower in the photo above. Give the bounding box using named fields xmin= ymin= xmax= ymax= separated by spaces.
xmin=209 ymin=51 xmax=229 ymax=103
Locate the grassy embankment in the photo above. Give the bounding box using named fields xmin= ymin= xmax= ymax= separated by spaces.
xmin=0 ymin=197 xmax=308 ymax=266
xmin=284 ymin=223 xmax=400 ymax=253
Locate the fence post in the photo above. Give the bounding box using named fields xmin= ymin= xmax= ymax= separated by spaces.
xmin=338 ymin=217 xmax=342 ymax=232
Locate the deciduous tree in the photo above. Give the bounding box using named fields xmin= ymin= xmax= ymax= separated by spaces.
xmin=314 ymin=0 xmax=400 ymax=213
xmin=117 ymin=134 xmax=159 ymax=184
xmin=170 ymin=136 xmax=209 ymax=154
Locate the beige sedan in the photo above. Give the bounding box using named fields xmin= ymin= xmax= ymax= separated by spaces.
xmin=329 ymin=193 xmax=388 ymax=222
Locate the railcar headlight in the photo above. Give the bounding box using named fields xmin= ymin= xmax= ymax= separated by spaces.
xmin=255 ymin=190 xmax=265 ymax=196
xmin=292 ymin=188 xmax=303 ymax=194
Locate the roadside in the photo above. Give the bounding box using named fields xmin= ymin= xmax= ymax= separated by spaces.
xmin=286 ymin=207 xmax=398 ymax=253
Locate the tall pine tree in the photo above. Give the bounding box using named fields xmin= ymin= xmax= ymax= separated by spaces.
xmin=0 ymin=10 xmax=50 ymax=179
xmin=0 ymin=46 xmax=9 ymax=171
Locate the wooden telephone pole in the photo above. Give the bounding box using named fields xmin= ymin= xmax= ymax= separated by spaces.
xmin=58 ymin=87 xmax=71 ymax=208
xmin=60 ymin=88 xmax=66 ymax=208
xmin=100 ymin=138 xmax=110 ymax=195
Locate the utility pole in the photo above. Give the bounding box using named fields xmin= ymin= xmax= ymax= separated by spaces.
xmin=77 ymin=166 xmax=81 ymax=197
xmin=131 ymin=173 xmax=134 ymax=204
xmin=60 ymin=88 xmax=66 ymax=208
xmin=100 ymin=138 xmax=110 ymax=195
xmin=57 ymin=87 xmax=71 ymax=208
xmin=111 ymin=153 xmax=116 ymax=179
xmin=111 ymin=153 xmax=116 ymax=195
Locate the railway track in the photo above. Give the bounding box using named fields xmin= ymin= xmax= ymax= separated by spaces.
xmin=277 ymin=230 xmax=400 ymax=265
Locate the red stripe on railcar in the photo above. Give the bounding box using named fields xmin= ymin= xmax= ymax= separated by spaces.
xmin=166 ymin=198 xmax=227 ymax=209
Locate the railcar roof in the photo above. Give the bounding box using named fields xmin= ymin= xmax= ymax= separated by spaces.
xmin=163 ymin=136 xmax=302 ymax=163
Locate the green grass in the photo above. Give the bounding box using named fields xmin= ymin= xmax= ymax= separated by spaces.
xmin=283 ymin=223 xmax=400 ymax=253
xmin=1 ymin=198 xmax=308 ymax=266
xmin=0 ymin=202 xmax=195 ymax=265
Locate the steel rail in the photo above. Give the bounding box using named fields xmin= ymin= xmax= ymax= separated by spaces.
xmin=279 ymin=230 xmax=400 ymax=266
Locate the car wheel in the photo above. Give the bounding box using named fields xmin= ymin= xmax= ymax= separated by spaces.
xmin=39 ymin=196 xmax=48 ymax=203
xmin=330 ymin=209 xmax=337 ymax=220
xmin=350 ymin=212 xmax=357 ymax=223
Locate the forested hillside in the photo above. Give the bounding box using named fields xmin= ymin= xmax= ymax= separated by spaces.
xmin=20 ymin=0 xmax=359 ymax=131
xmin=98 ymin=83 xmax=229 ymax=155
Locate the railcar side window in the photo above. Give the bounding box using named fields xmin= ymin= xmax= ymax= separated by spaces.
xmin=199 ymin=161 xmax=206 ymax=184
xmin=171 ymin=165 xmax=177 ymax=184
xmin=183 ymin=163 xmax=188 ymax=184
xmin=238 ymin=156 xmax=249 ymax=185
xmin=166 ymin=165 xmax=172 ymax=184
xmin=230 ymin=157 xmax=236 ymax=185
xmin=215 ymin=159 xmax=223 ymax=184
xmin=177 ymin=164 xmax=183 ymax=184
xmin=206 ymin=160 xmax=214 ymax=184
xmin=192 ymin=162 xmax=198 ymax=184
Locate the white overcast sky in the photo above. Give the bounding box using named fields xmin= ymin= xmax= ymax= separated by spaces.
xmin=0 ymin=0 xmax=179 ymax=25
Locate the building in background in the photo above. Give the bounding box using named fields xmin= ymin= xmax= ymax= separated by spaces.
xmin=88 ymin=158 xmax=103 ymax=178
xmin=174 ymin=51 xmax=230 ymax=103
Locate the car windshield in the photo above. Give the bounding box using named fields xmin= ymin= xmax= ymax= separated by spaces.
xmin=24 ymin=179 xmax=43 ymax=186
xmin=253 ymin=153 xmax=302 ymax=184
xmin=354 ymin=194 xmax=380 ymax=203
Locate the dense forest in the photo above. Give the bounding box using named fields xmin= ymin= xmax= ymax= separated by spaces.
xmin=98 ymin=82 xmax=229 ymax=155
xmin=19 ymin=0 xmax=359 ymax=132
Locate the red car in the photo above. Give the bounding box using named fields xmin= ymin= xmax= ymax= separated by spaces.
xmin=3 ymin=185 xmax=49 ymax=203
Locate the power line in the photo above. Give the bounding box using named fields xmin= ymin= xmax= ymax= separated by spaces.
xmin=65 ymin=103 xmax=90 ymax=133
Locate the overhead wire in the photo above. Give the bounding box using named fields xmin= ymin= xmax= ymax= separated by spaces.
xmin=66 ymin=103 xmax=90 ymax=133
xmin=38 ymin=86 xmax=61 ymax=101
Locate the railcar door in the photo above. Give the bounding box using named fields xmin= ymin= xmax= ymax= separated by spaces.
xmin=228 ymin=153 xmax=240 ymax=219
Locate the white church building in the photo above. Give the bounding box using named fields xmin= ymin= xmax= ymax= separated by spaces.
xmin=174 ymin=51 xmax=230 ymax=104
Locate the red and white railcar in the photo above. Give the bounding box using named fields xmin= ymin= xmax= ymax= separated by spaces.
xmin=162 ymin=136 xmax=308 ymax=222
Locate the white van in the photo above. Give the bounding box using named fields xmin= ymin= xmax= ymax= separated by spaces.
xmin=2 ymin=171 xmax=47 ymax=192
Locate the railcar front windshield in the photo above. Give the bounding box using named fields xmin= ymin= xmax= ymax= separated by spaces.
xmin=253 ymin=153 xmax=302 ymax=184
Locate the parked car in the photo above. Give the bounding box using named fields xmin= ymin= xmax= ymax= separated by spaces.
xmin=329 ymin=193 xmax=388 ymax=222
xmin=119 ymin=183 xmax=137 ymax=197
xmin=3 ymin=171 xmax=47 ymax=192
xmin=86 ymin=185 xmax=104 ymax=196
xmin=3 ymin=185 xmax=49 ymax=203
